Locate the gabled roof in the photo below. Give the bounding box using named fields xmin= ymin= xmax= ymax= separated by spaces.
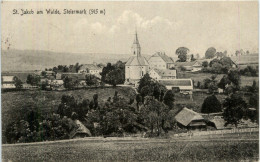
xmin=69 ymin=120 xmax=92 ymax=138
xmin=79 ymin=64 xmax=102 ymax=71
xmin=149 ymin=52 xmax=174 ymax=63
xmin=61 ymin=73 xmax=86 ymax=80
xmin=158 ymin=79 xmax=192 ymax=86
xmin=125 ymin=56 xmax=149 ymax=66
xmin=175 ymin=107 xmax=205 ymax=126
xmin=175 ymin=61 xmax=201 ymax=67
xmin=151 ymin=68 xmax=177 ymax=77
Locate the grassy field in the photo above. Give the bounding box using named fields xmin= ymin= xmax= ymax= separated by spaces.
xmin=1 ymin=87 xmax=136 ymax=143
xmin=2 ymin=133 xmax=258 ymax=162
xmin=178 ymin=72 xmax=258 ymax=87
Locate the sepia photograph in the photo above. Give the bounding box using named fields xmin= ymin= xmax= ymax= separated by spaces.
xmin=1 ymin=1 xmax=259 ymax=161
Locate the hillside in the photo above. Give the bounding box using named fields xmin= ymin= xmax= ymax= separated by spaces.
xmin=1 ymin=49 xmax=151 ymax=71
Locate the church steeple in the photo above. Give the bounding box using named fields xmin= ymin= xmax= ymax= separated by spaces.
xmin=131 ymin=30 xmax=141 ymax=56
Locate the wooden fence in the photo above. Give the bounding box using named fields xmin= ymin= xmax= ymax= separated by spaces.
xmin=174 ymin=127 xmax=259 ymax=137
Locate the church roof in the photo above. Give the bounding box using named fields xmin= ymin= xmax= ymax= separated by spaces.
xmin=132 ymin=32 xmax=141 ymax=48
xmin=125 ymin=56 xmax=149 ymax=66
xmin=149 ymin=52 xmax=174 ymax=63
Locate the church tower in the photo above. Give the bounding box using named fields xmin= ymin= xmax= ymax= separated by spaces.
xmin=125 ymin=30 xmax=149 ymax=85
xmin=131 ymin=31 xmax=141 ymax=56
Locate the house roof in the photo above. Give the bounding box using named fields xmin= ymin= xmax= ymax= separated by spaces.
xmin=152 ymin=68 xmax=177 ymax=77
xmin=231 ymin=54 xmax=259 ymax=65
xmin=125 ymin=56 xmax=149 ymax=66
xmin=149 ymin=52 xmax=174 ymax=63
xmin=158 ymin=79 xmax=192 ymax=87
xmin=175 ymin=107 xmax=205 ymax=126
xmin=69 ymin=120 xmax=92 ymax=138
xmin=79 ymin=64 xmax=102 ymax=71
xmin=175 ymin=61 xmax=201 ymax=67
xmin=61 ymin=73 xmax=86 ymax=80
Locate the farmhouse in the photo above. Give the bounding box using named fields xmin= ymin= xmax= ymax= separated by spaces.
xmin=148 ymin=52 xmax=175 ymax=70
xmin=149 ymin=68 xmax=177 ymax=80
xmin=175 ymin=61 xmax=202 ymax=72
xmin=158 ymin=79 xmax=193 ymax=94
xmin=175 ymin=107 xmax=207 ymax=130
xmin=70 ymin=120 xmax=92 ymax=139
xmin=78 ymin=64 xmax=102 ymax=78
xmin=125 ymin=31 xmax=149 ymax=84
xmin=1 ymin=76 xmax=15 ymax=89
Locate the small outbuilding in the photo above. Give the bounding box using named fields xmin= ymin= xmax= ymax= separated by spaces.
xmin=175 ymin=107 xmax=207 ymax=130
xmin=69 ymin=120 xmax=92 ymax=139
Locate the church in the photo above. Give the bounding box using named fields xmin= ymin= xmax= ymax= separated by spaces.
xmin=125 ymin=31 xmax=149 ymax=84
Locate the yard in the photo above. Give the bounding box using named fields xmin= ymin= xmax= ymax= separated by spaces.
xmin=2 ymin=133 xmax=259 ymax=162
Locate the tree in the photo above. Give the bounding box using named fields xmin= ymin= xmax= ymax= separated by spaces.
xmin=205 ymin=47 xmax=216 ymax=59
xmin=190 ymin=54 xmax=196 ymax=62
xmin=176 ymin=47 xmax=189 ymax=62
xmin=223 ymin=93 xmax=247 ymax=127
xmin=105 ymin=69 xmax=125 ymax=86
xmin=141 ymin=96 xmax=170 ymax=136
xmin=57 ymin=95 xmax=77 ymax=118
xmin=246 ymin=50 xmax=250 ymax=55
xmin=201 ymin=95 xmax=222 ymax=113
xmin=138 ymin=73 xmax=152 ymax=93
xmin=202 ymin=61 xmax=208 ymax=68
xmin=13 ymin=76 xmax=23 ymax=89
xmin=218 ymin=75 xmax=231 ymax=90
xmin=163 ymin=90 xmax=175 ymax=109
xmin=216 ymin=52 xmax=224 ymax=58
xmin=63 ymin=76 xmax=75 ymax=90
xmin=196 ymin=53 xmax=200 ymax=59
xmin=227 ymin=69 xmax=240 ymax=90
xmin=85 ymin=74 xmax=99 ymax=86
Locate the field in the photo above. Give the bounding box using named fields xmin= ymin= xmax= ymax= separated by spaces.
xmin=178 ymin=72 xmax=258 ymax=87
xmin=1 ymin=87 xmax=136 ymax=143
xmin=2 ymin=133 xmax=259 ymax=162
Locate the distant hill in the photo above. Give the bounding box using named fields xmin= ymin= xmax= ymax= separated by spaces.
xmin=1 ymin=49 xmax=151 ymax=71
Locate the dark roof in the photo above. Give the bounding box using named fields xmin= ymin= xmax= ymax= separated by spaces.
xmin=79 ymin=64 xmax=102 ymax=71
xmin=125 ymin=56 xmax=149 ymax=66
xmin=152 ymin=69 xmax=177 ymax=77
xmin=69 ymin=120 xmax=92 ymax=138
xmin=61 ymin=73 xmax=86 ymax=80
xmin=149 ymin=52 xmax=174 ymax=63
xmin=175 ymin=107 xmax=205 ymax=126
xmin=159 ymin=79 xmax=192 ymax=86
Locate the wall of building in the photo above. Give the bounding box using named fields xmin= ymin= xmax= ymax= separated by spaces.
xmin=148 ymin=57 xmax=167 ymax=70
xmin=125 ymin=65 xmax=148 ymax=82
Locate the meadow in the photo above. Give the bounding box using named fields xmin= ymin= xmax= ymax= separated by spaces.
xmin=1 ymin=87 xmax=136 ymax=143
xmin=2 ymin=134 xmax=258 ymax=162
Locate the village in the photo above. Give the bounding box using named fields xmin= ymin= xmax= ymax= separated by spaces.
xmin=1 ymin=30 xmax=259 ymax=142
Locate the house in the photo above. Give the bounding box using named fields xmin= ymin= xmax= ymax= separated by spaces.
xmin=56 ymin=73 xmax=86 ymax=81
xmin=175 ymin=61 xmax=202 ymax=72
xmin=148 ymin=52 xmax=175 ymax=70
xmin=78 ymin=64 xmax=102 ymax=78
xmin=175 ymin=107 xmax=207 ymax=130
xmin=231 ymin=53 xmax=259 ymax=68
xmin=69 ymin=120 xmax=92 ymax=139
xmin=1 ymin=76 xmax=15 ymax=89
xmin=125 ymin=31 xmax=149 ymax=84
xmin=149 ymin=68 xmax=177 ymax=80
xmin=158 ymin=79 xmax=193 ymax=94
xmin=45 ymin=71 xmax=55 ymax=77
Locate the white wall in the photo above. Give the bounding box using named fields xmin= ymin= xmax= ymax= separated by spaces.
xmin=148 ymin=57 xmax=167 ymax=70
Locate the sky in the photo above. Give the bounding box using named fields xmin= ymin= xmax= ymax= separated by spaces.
xmin=1 ymin=1 xmax=259 ymax=58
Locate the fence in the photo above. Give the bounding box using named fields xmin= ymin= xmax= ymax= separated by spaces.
xmin=174 ymin=127 xmax=259 ymax=137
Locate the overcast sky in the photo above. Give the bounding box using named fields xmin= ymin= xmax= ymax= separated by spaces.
xmin=2 ymin=1 xmax=258 ymax=57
